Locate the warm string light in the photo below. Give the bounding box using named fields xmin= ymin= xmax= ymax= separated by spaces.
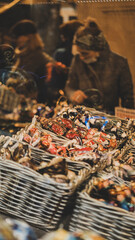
xmin=0 ymin=0 xmax=22 ymax=15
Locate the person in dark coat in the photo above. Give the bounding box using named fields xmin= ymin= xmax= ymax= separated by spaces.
xmin=50 ymin=20 xmax=84 ymax=92
xmin=10 ymin=19 xmax=53 ymax=103
xmin=65 ymin=18 xmax=134 ymax=113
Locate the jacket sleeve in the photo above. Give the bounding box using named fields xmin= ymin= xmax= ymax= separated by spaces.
xmin=65 ymin=56 xmax=79 ymax=101
xmin=43 ymin=52 xmax=54 ymax=64
xmin=119 ymin=58 xmax=134 ymax=109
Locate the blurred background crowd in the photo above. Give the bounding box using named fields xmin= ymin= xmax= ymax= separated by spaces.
xmin=0 ymin=1 xmax=134 ymax=116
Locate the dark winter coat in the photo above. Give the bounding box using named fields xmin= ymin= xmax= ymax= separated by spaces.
xmin=50 ymin=47 xmax=72 ymax=90
xmin=65 ymin=49 xmax=134 ymax=112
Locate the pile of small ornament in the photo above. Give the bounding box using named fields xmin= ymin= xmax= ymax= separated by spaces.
xmin=89 ymin=177 xmax=135 ymax=212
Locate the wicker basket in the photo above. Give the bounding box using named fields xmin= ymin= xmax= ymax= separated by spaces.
xmin=0 ymin=135 xmax=91 ymax=176
xmin=0 ymin=136 xmax=91 ymax=231
xmin=0 ymin=86 xmax=20 ymax=112
xmin=0 ymin=156 xmax=90 ymax=231
xmin=69 ymin=176 xmax=135 ymax=240
xmin=0 ymin=133 xmax=110 ymax=191
xmin=14 ymin=123 xmax=109 ymax=174
xmin=15 ymin=123 xmax=70 ymax=146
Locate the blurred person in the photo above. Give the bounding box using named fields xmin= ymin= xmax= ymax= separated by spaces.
xmin=10 ymin=19 xmax=54 ymax=103
xmin=48 ymin=20 xmax=84 ymax=102
xmin=55 ymin=19 xmax=84 ymax=72
xmin=65 ymin=17 xmax=134 ymax=113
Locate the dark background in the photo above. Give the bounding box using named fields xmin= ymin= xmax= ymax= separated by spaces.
xmin=0 ymin=3 xmax=62 ymax=56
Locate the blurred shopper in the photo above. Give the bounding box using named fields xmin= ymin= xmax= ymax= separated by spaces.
xmin=10 ymin=19 xmax=53 ymax=103
xmin=48 ymin=20 xmax=84 ymax=100
xmin=65 ymin=18 xmax=134 ymax=113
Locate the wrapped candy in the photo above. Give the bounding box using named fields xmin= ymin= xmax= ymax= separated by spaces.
xmin=6 ymin=219 xmax=37 ymax=240
xmin=0 ymin=218 xmax=16 ymax=240
xmin=0 ymin=218 xmax=37 ymax=240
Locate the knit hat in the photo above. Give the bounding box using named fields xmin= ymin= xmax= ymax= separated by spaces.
xmin=74 ymin=18 xmax=108 ymax=51
xmin=75 ymin=32 xmax=108 ymax=51
xmin=59 ymin=20 xmax=84 ymax=43
xmin=10 ymin=19 xmax=37 ymax=38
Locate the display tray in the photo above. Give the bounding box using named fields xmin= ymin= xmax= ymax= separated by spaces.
xmin=14 ymin=118 xmax=110 ymax=174
xmin=0 ymin=158 xmax=70 ymax=231
xmin=0 ymin=136 xmax=90 ymax=231
xmin=69 ymin=175 xmax=135 ymax=240
xmin=0 ymin=156 xmax=88 ymax=231
xmin=69 ymin=193 xmax=135 ymax=240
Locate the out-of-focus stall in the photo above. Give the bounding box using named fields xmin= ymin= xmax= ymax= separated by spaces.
xmin=0 ymin=1 xmax=134 ymax=239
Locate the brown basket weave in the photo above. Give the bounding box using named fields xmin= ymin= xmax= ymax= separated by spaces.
xmin=0 ymin=87 xmax=20 ymax=112
xmin=0 ymin=156 xmax=90 ymax=231
xmin=14 ymin=122 xmax=109 ymax=174
xmin=0 ymin=136 xmax=90 ymax=231
xmin=69 ymin=176 xmax=135 ymax=240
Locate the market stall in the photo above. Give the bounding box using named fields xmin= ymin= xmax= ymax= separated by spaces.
xmin=0 ymin=101 xmax=134 ymax=239
xmin=0 ymin=1 xmax=134 ymax=239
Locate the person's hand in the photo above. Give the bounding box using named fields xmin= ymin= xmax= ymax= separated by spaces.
xmin=71 ymin=90 xmax=87 ymax=104
xmin=46 ymin=62 xmax=67 ymax=82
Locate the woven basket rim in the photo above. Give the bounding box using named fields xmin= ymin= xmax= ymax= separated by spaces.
xmin=30 ymin=145 xmax=91 ymax=170
xmin=0 ymin=157 xmax=76 ymax=190
xmin=78 ymin=192 xmax=135 ymax=217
